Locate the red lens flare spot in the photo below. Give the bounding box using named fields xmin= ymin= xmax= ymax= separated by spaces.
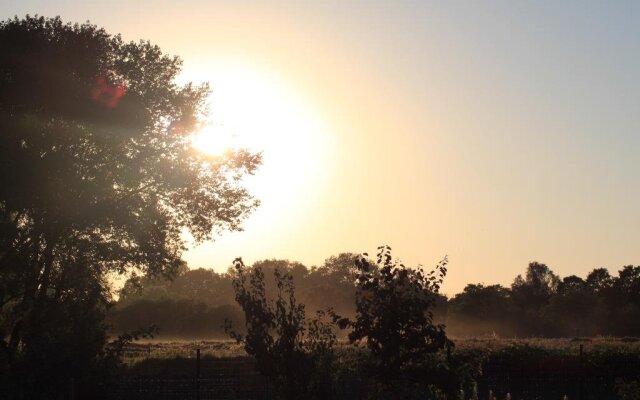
xmin=91 ymin=76 xmax=126 ymax=108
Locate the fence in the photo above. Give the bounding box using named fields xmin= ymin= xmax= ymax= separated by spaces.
xmin=475 ymin=344 xmax=640 ymax=400
xmin=107 ymin=349 xmax=271 ymax=400
xmin=4 ymin=344 xmax=634 ymax=400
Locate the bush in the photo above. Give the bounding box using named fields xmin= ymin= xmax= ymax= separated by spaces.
xmin=226 ymin=258 xmax=337 ymax=400
xmin=333 ymin=246 xmax=458 ymax=399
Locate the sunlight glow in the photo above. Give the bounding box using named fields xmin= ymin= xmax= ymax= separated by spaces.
xmin=186 ymin=61 xmax=334 ymax=233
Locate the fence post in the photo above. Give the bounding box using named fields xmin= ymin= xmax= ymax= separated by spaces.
xmin=196 ymin=348 xmax=201 ymax=400
xmin=579 ymin=344 xmax=584 ymax=400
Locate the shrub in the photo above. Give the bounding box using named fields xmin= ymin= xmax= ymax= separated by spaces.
xmin=226 ymin=258 xmax=337 ymax=400
xmin=333 ymin=246 xmax=457 ymax=399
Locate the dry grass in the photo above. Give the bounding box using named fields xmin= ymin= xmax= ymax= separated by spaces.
xmin=452 ymin=336 xmax=640 ymax=352
xmin=119 ymin=336 xmax=640 ymax=366
xmin=120 ymin=340 xmax=247 ymax=366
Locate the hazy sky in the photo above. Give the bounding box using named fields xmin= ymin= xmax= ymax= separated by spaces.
xmin=2 ymin=1 xmax=639 ymax=293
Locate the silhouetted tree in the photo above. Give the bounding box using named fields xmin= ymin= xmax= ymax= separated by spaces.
xmin=226 ymin=258 xmax=337 ymax=400
xmin=448 ymin=284 xmax=517 ymax=337
xmin=303 ymin=253 xmax=358 ymax=318
xmin=615 ymin=266 xmax=640 ymax=302
xmin=0 ymin=15 xmax=260 ymax=397
xmin=110 ymin=298 xmax=243 ymax=338
xmin=610 ymin=265 xmax=640 ymax=335
xmin=112 ymin=256 xmax=363 ymax=339
xmin=511 ymin=262 xmax=560 ymax=310
xmin=546 ymin=275 xmax=598 ymax=336
xmin=334 ymin=246 xmax=457 ymax=399
xmin=111 ymin=256 xmax=640 ymax=340
xmin=117 ymin=261 xmax=189 ymax=304
xmin=586 ymin=268 xmax=614 ymax=293
xmin=510 ymin=262 xmax=559 ymax=335
xmin=557 ymin=275 xmax=586 ymax=295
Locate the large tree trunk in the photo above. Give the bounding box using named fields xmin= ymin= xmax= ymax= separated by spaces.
xmin=6 ymin=236 xmax=52 ymax=357
xmin=35 ymin=242 xmax=55 ymax=309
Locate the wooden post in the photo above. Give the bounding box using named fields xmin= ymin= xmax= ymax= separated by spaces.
xmin=579 ymin=344 xmax=584 ymax=400
xmin=196 ymin=348 xmax=201 ymax=400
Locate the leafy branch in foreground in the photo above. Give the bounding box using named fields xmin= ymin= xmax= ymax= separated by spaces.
xmin=103 ymin=325 xmax=159 ymax=366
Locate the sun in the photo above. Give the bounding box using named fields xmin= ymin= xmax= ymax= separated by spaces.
xmin=189 ymin=62 xmax=326 ymax=159
xmin=190 ymin=123 xmax=238 ymax=157
xmin=185 ymin=61 xmax=333 ymax=228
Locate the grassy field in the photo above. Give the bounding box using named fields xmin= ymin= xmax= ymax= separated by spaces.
xmin=120 ymin=336 xmax=640 ymax=364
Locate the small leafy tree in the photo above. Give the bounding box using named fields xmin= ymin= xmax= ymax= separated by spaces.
xmin=226 ymin=258 xmax=337 ymax=400
xmin=334 ymin=246 xmax=457 ymax=398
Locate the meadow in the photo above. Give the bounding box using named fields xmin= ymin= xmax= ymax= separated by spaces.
xmin=120 ymin=337 xmax=640 ymax=363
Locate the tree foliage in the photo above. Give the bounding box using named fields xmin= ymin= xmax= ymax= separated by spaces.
xmin=111 ymin=255 xmax=360 ymax=338
xmin=334 ymin=246 xmax=456 ymax=398
xmin=226 ymin=258 xmax=337 ymax=400
xmin=448 ymin=263 xmax=640 ymax=337
xmin=114 ymin=253 xmax=640 ymax=340
xmin=0 ymin=15 xmax=260 ymax=397
xmin=511 ymin=262 xmax=560 ymax=311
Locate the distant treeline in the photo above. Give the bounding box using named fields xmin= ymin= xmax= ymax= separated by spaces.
xmin=110 ymin=254 xmax=640 ymax=338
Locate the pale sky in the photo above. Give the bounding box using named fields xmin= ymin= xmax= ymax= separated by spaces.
xmin=2 ymin=1 xmax=639 ymax=294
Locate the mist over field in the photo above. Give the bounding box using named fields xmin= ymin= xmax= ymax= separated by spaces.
xmin=110 ymin=256 xmax=640 ymax=340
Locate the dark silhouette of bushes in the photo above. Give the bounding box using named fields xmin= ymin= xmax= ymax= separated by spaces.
xmin=448 ymin=263 xmax=640 ymax=337
xmin=90 ymin=251 xmax=640 ymax=398
xmin=112 ymin=259 xmax=360 ymax=338
xmin=110 ymin=299 xmax=244 ymax=338
xmin=330 ymin=246 xmax=458 ymax=399
xmin=225 ymin=258 xmax=337 ymax=400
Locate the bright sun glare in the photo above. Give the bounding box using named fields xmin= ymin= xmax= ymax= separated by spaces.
xmin=186 ymin=62 xmax=333 ymax=229
xmin=190 ymin=64 xmax=318 ymax=158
